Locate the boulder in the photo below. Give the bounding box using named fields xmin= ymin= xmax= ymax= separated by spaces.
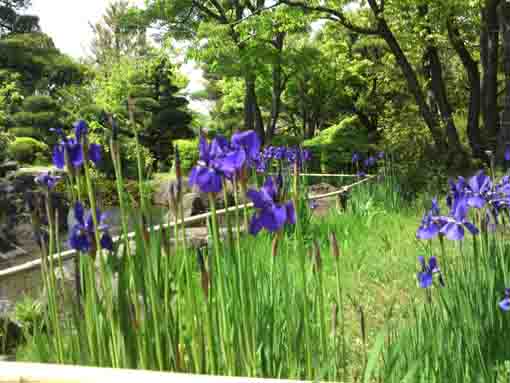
xmin=0 ymin=300 xmax=23 ymax=353
xmin=152 ymin=178 xmax=192 ymax=206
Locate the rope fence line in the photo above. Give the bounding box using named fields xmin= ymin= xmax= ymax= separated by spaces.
xmin=269 ymin=173 xmax=369 ymax=178
xmin=0 ymin=175 xmax=375 ymax=279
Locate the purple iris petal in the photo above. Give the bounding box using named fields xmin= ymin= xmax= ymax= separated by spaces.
xmin=215 ymin=149 xmax=246 ymax=175
xmin=74 ymin=120 xmax=88 ymax=141
xmin=88 ymin=144 xmax=102 ymax=165
xmin=74 ymin=202 xmax=85 ymax=225
xmin=69 ymin=203 xmax=113 ymax=252
xmin=52 ymin=145 xmax=65 ymax=169
xmin=209 ymin=136 xmax=229 ymax=158
xmin=259 ymin=205 xmax=287 ymax=232
xmin=35 ymin=172 xmax=60 ymax=190
xmin=468 ymin=195 xmax=486 ymax=209
xmin=67 ymin=139 xmax=84 ymax=168
xmin=463 ymin=221 xmax=479 ymax=236
xmin=69 ymin=226 xmax=90 ymax=252
xmin=189 ymin=166 xmax=222 ymax=193
xmin=440 ymin=222 xmax=464 ymax=241
xmin=100 ymin=233 xmax=114 ymax=251
xmin=431 ymin=198 xmax=440 ymax=215
xmin=352 ymin=152 xmax=361 ymax=163
xmin=364 ymin=156 xmax=376 ymax=168
xmin=417 ymin=255 xmax=442 ymax=288
xmin=232 ymin=130 xmax=261 ymax=161
xmin=246 ymin=176 xmax=296 ymax=235
xmin=285 ymin=201 xmax=296 ymax=225
xmin=505 ymin=145 xmax=510 ymax=161
xmin=246 ymin=189 xmax=268 ymax=209
xmin=417 ymin=271 xmax=433 ymax=288
xmin=249 ymin=215 xmax=264 ymax=235
xmin=499 ymin=289 xmax=510 ymax=311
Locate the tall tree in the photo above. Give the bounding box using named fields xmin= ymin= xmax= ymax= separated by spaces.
xmin=90 ymin=0 xmax=148 ymax=66
xmin=0 ymin=0 xmax=39 ymax=36
xmin=130 ymin=54 xmax=193 ymax=170
xmin=280 ymin=0 xmax=461 ymax=159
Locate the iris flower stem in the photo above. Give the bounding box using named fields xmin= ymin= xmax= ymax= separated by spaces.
xmin=232 ymin=177 xmax=242 ymax=254
xmin=240 ymin=182 xmax=250 ymax=232
xmin=41 ymin=194 xmax=65 ymax=363
xmin=110 ymin=138 xmax=131 ymax=255
xmin=222 ymin=180 xmax=234 ymax=250
xmin=232 ymin=178 xmax=254 ymax=371
xmin=334 ymin=256 xmax=346 ymax=382
xmin=207 ymin=192 xmax=231 ymax=369
xmin=83 ymin=158 xmax=119 ymax=367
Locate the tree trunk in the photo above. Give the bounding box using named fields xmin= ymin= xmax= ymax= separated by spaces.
xmin=244 ymin=75 xmax=265 ymax=140
xmin=447 ymin=17 xmax=484 ymax=159
xmin=483 ymin=0 xmax=501 ymax=147
xmin=498 ymin=2 xmax=510 ymax=161
xmin=424 ymin=45 xmax=464 ymax=160
xmin=267 ymin=32 xmax=286 ymax=143
xmin=374 ymin=16 xmax=447 ymax=152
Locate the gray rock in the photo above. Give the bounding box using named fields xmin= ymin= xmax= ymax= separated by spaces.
xmin=0 ymin=300 xmax=22 ymax=353
xmin=0 ymin=161 xmax=19 ymax=178
xmin=152 ymin=178 xmax=192 ymax=206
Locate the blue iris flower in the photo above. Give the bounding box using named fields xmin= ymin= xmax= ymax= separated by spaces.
xmin=439 ymin=197 xmax=479 ymax=240
xmin=51 ymin=120 xmax=102 ymax=169
xmin=189 ymin=135 xmax=245 ymax=193
xmin=68 ymin=202 xmax=113 ymax=252
xmin=465 ymin=170 xmax=492 ymax=209
xmin=417 ymin=255 xmax=444 ymax=288
xmin=499 ymin=288 xmax=510 ymax=311
xmin=35 ymin=172 xmax=61 ymax=190
xmin=416 ymin=198 xmax=445 ymax=240
xmin=246 ymin=176 xmax=296 ymax=235
xmin=231 ymin=130 xmax=261 ymax=164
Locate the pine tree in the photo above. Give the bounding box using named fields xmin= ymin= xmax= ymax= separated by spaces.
xmin=130 ymin=54 xmax=193 ymax=170
xmin=0 ymin=0 xmax=39 ymax=36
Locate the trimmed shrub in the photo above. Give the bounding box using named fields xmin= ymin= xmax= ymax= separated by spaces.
xmin=303 ymin=116 xmax=372 ymax=173
xmin=9 ymin=127 xmax=42 ymax=140
xmin=0 ymin=131 xmax=15 ymax=162
xmin=174 ymin=138 xmax=199 ymax=172
xmin=8 ymin=137 xmax=49 ymax=164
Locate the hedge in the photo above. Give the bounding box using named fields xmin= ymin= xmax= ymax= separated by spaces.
xmin=174 ymin=138 xmax=199 ymax=172
xmin=8 ymin=137 xmax=49 ymax=164
xmin=302 ymin=116 xmax=372 ymax=173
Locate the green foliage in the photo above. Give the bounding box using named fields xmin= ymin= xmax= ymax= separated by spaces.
xmin=0 ymin=33 xmax=86 ymax=94
xmin=380 ymin=105 xmax=449 ymax=198
xmin=10 ymin=95 xmax=63 ymax=144
xmin=174 ymin=138 xmax=198 ymax=172
xmin=303 ymin=116 xmax=371 ymax=173
xmin=270 ymin=135 xmax=303 ymax=147
xmin=0 ymin=131 xmax=14 ymax=162
xmin=8 ymin=136 xmax=48 ymax=164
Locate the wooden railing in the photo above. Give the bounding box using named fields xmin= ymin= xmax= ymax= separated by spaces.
xmin=0 ymin=362 xmax=311 ymax=383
